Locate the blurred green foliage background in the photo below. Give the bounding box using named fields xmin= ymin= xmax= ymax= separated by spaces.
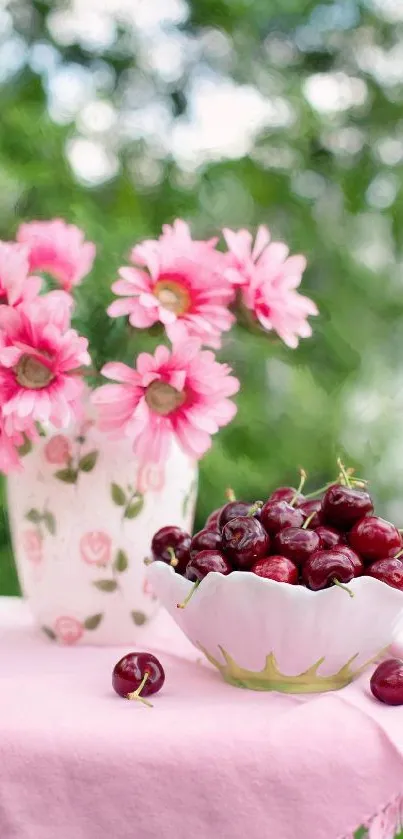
xmin=2 ymin=0 xmax=403 ymax=594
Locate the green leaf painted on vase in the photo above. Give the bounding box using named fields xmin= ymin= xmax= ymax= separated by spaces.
xmin=55 ymin=467 xmax=78 ymax=484
xmin=182 ymin=479 xmax=197 ymax=517
xmin=18 ymin=435 xmax=33 ymax=457
xmin=42 ymin=626 xmax=56 ymax=640
xmin=25 ymin=508 xmax=41 ymax=524
xmin=84 ymin=613 xmax=103 ymax=630
xmin=114 ymin=549 xmax=128 ymax=572
xmin=79 ymin=450 xmax=98 ymax=472
xmin=124 ymin=494 xmax=144 ymax=519
xmin=93 ymin=579 xmax=118 ymax=592
xmin=111 ymin=483 xmax=126 ymax=505
xmin=131 ymin=611 xmax=147 ymax=626
xmin=43 ymin=511 xmax=56 ymax=535
xmin=76 ymin=435 xmax=86 ymax=444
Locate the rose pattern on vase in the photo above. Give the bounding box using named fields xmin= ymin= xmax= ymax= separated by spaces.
xmin=44 ymin=434 xmax=72 ymax=466
xmin=80 ymin=531 xmax=112 ymax=567
xmin=8 ymin=422 xmax=197 ymax=645
xmin=22 ymin=528 xmax=43 ymax=565
xmin=136 ymin=462 xmax=165 ymax=494
xmin=42 ymin=613 xmax=104 ymax=644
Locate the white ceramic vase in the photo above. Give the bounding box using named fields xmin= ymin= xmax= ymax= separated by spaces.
xmin=7 ymin=421 xmax=197 ymax=645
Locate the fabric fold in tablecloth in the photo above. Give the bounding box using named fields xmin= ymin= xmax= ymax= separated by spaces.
xmin=1 ymin=597 xmax=403 ymax=839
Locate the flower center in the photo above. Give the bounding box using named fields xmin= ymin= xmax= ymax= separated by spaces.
xmin=154 ymin=278 xmax=190 ymax=315
xmin=145 ymin=380 xmax=186 ymax=416
xmin=16 ymin=354 xmax=55 ymax=390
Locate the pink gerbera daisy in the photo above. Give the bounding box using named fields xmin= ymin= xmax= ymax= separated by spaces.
xmin=223 ymin=226 xmax=318 ymax=349
xmin=17 ymin=219 xmax=96 ymax=291
xmin=0 ymin=241 xmax=42 ymax=306
xmin=92 ymin=340 xmax=239 ymax=463
xmin=0 ymin=290 xmax=91 ymax=428
xmin=108 ymin=219 xmax=235 ymax=349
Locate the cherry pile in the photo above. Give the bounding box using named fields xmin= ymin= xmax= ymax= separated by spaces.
xmin=150 ymin=461 xmax=403 ymax=607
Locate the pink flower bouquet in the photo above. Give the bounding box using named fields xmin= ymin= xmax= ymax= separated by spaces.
xmin=0 ymin=218 xmax=317 ymax=472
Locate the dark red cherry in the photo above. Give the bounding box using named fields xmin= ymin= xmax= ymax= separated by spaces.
xmin=273 ymin=526 xmax=320 ymax=567
xmin=269 ymin=486 xmax=304 ymax=506
xmin=333 ymin=545 xmax=364 ymax=576
xmin=316 ymin=525 xmax=345 ymax=551
xmin=321 ymin=484 xmax=373 ymax=530
xmin=204 ymin=507 xmax=223 ymax=531
xmin=299 ymin=499 xmax=322 ymax=529
xmin=260 ymin=500 xmax=304 ymax=535
xmin=112 ymin=652 xmax=165 ymax=706
xmin=302 ymin=549 xmax=354 ymax=591
xmin=218 ymin=501 xmax=254 ymax=529
xmin=190 ymin=529 xmax=222 ymax=559
xmin=151 ymin=526 xmax=191 ymax=574
xmin=221 ymin=516 xmax=269 ymax=570
xmin=366 ymin=557 xmax=403 ymax=590
xmin=185 ymin=549 xmax=232 ymax=582
xmin=370 ymin=659 xmax=403 ymax=705
xmin=349 ymin=516 xmax=401 ymax=563
xmin=251 ymin=555 xmax=298 ymax=584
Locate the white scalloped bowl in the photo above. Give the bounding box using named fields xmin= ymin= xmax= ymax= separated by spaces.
xmin=147 ymin=562 xmax=403 ymax=693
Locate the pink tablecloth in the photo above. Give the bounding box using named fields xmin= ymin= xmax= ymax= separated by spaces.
xmin=1 ymin=598 xmax=403 ymax=839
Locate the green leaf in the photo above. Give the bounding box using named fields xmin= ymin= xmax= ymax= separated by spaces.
xmin=25 ymin=508 xmax=41 ymax=524
xmin=18 ymin=435 xmax=33 ymax=457
xmin=114 ymin=549 xmax=128 ymax=572
xmin=111 ymin=482 xmax=126 ymax=505
xmin=42 ymin=626 xmax=56 ymax=640
xmin=131 ymin=611 xmax=147 ymax=626
xmin=124 ymin=494 xmax=144 ymax=519
xmin=55 ymin=467 xmax=78 ymax=484
xmin=79 ymin=450 xmax=98 ymax=472
xmin=182 ymin=479 xmax=197 ymax=517
xmin=93 ymin=579 xmax=118 ymax=592
xmin=84 ymin=613 xmax=103 ymax=630
xmin=43 ymin=511 xmax=56 ymax=535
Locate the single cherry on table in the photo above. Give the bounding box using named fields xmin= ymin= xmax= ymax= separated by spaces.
xmin=370 ymin=659 xmax=403 ymax=705
xmin=113 ymin=652 xmax=165 ymax=707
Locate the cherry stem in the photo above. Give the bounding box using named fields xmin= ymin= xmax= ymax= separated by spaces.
xmin=337 ymin=458 xmax=351 ymax=488
xmin=248 ymin=500 xmax=263 ymax=516
xmin=395 ymin=548 xmax=403 ymax=559
xmin=302 ymin=511 xmax=316 ymax=529
xmin=127 ymin=672 xmax=153 ymax=707
xmin=167 ymin=547 xmax=178 ymax=568
xmin=177 ymin=580 xmax=200 ymax=609
xmin=332 ymin=578 xmax=354 ymax=598
xmin=290 ymin=469 xmax=307 ymax=506
xmin=303 ymin=481 xmax=334 ymax=500
xmin=225 ymin=488 xmax=236 ymax=502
